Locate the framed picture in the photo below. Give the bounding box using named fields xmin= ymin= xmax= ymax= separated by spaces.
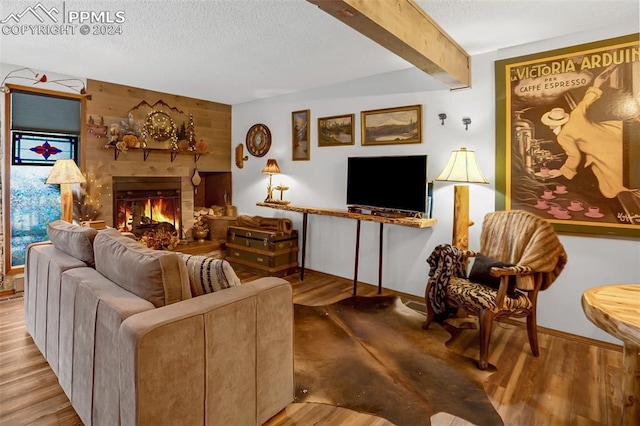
xmin=318 ymin=113 xmax=355 ymax=147
xmin=361 ymin=104 xmax=422 ymax=145
xmin=495 ymin=33 xmax=639 ymax=237
xmin=292 ymin=109 xmax=310 ymax=161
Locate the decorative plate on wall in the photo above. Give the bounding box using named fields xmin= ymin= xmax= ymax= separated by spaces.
xmin=245 ymin=124 xmax=271 ymax=157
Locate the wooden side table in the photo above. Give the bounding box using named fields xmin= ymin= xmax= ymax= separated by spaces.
xmin=582 ymin=284 xmax=640 ymax=425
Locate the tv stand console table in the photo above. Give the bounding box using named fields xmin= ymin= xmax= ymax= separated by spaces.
xmin=256 ymin=202 xmax=436 ymax=295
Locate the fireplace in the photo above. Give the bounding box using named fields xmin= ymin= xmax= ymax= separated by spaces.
xmin=112 ymin=177 xmax=181 ymax=237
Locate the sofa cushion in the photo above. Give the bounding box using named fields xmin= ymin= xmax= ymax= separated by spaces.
xmin=177 ymin=254 xmax=241 ymax=296
xmin=93 ymin=228 xmax=191 ymax=307
xmin=47 ymin=220 xmax=99 ymax=266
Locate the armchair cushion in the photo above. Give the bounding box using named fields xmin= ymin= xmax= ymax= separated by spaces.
xmin=447 ymin=277 xmax=532 ymax=314
xmin=468 ymin=253 xmax=516 ymax=293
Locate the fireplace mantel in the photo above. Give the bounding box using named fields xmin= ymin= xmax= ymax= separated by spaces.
xmin=84 ymin=79 xmax=232 ymax=230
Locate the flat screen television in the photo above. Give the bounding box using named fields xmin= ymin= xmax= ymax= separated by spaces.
xmin=347 ymin=154 xmax=427 ymax=214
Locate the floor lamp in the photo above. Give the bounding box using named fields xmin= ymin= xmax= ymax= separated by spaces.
xmin=435 ymin=147 xmax=488 ymax=250
xmin=46 ymin=159 xmax=86 ymax=223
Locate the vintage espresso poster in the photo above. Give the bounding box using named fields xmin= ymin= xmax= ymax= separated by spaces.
xmin=495 ymin=34 xmax=640 ymax=237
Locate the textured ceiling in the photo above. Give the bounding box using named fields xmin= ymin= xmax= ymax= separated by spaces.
xmin=0 ymin=0 xmax=638 ymax=105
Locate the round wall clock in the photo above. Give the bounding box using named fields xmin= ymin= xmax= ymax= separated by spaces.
xmin=245 ymin=124 xmax=271 ymax=157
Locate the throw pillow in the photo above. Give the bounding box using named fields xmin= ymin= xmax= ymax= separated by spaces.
xmin=178 ymin=254 xmax=242 ymax=296
xmin=47 ymin=220 xmax=99 ymax=266
xmin=468 ymin=253 xmax=515 ymax=292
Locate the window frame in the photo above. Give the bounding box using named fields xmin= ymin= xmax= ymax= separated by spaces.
xmin=2 ymin=84 xmax=87 ymax=275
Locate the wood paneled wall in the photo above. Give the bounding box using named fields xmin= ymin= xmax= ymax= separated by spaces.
xmin=84 ymin=80 xmax=231 ymax=232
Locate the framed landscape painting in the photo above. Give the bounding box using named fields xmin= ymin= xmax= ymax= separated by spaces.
xmin=361 ymin=104 xmax=422 ymax=145
xmin=292 ymin=109 xmax=310 ymax=161
xmin=318 ymin=113 xmax=355 ymax=146
xmin=495 ymin=33 xmax=639 ymax=237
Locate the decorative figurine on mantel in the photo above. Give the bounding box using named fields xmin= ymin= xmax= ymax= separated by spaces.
xmin=187 ymin=113 xmax=196 ymax=151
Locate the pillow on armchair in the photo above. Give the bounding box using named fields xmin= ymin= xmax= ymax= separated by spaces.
xmin=468 ymin=253 xmax=516 ymax=294
xmin=177 ymin=254 xmax=241 ymax=296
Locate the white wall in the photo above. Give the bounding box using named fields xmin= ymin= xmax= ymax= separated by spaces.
xmin=232 ymin=25 xmax=639 ymax=345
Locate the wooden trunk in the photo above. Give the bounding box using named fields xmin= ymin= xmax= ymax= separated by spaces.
xmin=226 ymin=226 xmax=298 ymax=277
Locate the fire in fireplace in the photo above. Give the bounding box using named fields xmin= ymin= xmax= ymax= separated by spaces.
xmin=112 ymin=177 xmax=181 ymax=237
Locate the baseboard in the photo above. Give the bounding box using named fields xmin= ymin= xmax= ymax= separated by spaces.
xmin=0 ymin=289 xmax=16 ymax=298
xmin=0 ymin=292 xmax=23 ymax=303
xmin=407 ymin=299 xmax=622 ymax=353
xmin=499 ymin=317 xmax=623 ymax=353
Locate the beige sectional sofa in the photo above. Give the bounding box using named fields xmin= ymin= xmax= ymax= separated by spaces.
xmin=25 ymin=221 xmax=294 ymax=425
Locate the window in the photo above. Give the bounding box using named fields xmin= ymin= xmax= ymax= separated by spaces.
xmin=8 ymin=165 xmax=61 ymax=266
xmin=3 ymin=87 xmax=83 ymax=273
xmin=12 ymin=131 xmax=78 ymax=165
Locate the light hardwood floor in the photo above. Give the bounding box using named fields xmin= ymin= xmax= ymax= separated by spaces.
xmin=0 ymin=269 xmax=624 ymax=425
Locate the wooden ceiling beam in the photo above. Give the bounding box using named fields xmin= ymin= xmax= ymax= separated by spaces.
xmin=307 ymin=0 xmax=471 ymax=89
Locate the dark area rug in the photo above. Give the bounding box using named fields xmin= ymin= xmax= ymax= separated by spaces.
xmin=293 ymin=295 xmax=503 ymax=425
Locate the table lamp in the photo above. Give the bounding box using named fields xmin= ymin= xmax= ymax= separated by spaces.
xmin=262 ymin=158 xmax=280 ymax=202
xmin=435 ymin=147 xmax=488 ymax=250
xmin=46 ymin=159 xmax=86 ymax=223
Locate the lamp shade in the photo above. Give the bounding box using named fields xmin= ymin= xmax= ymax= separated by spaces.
xmin=262 ymin=158 xmax=281 ymax=174
xmin=46 ymin=159 xmax=86 ymax=184
xmin=435 ymin=147 xmax=488 ymax=184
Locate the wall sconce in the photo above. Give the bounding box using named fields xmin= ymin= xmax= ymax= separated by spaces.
xmin=438 ymin=113 xmax=447 ymax=125
xmin=462 ymin=117 xmax=471 ymax=131
xmin=235 ymin=144 xmax=248 ymax=168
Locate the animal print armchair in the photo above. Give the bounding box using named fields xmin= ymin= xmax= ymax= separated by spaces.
xmin=422 ymin=210 xmax=568 ymax=369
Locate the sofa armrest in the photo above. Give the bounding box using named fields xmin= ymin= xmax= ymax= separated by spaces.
xmin=118 ymin=277 xmax=293 ymax=426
